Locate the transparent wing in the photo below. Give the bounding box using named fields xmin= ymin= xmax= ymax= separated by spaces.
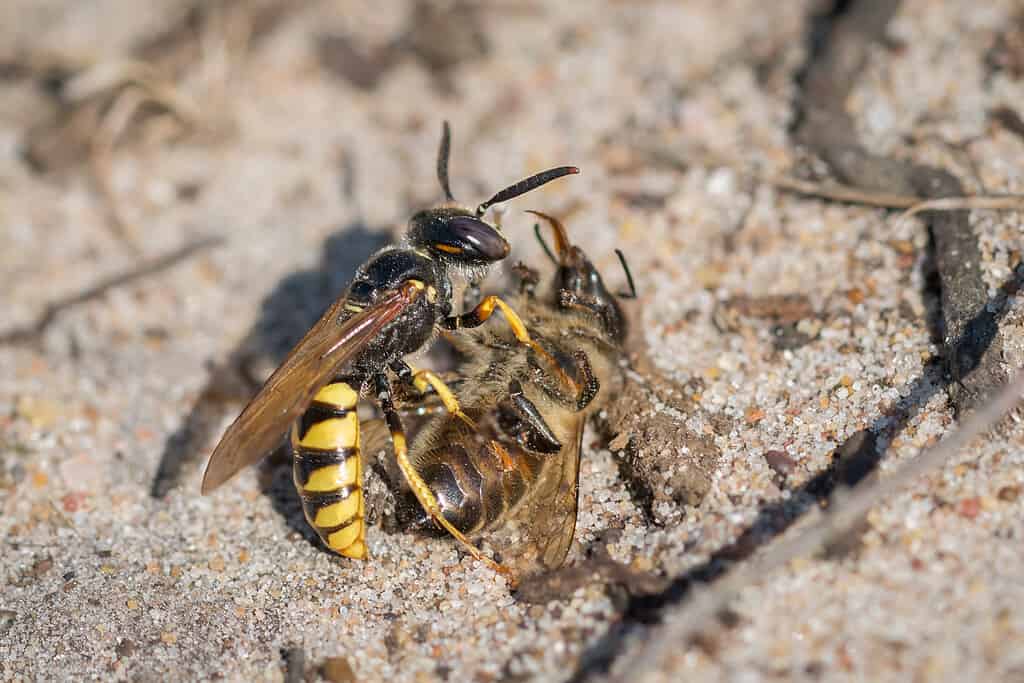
xmin=200 ymin=285 xmax=421 ymax=494
xmin=508 ymin=417 xmax=584 ymax=574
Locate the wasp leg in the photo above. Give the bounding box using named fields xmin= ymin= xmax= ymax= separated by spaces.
xmin=444 ymin=294 xmax=530 ymax=337
xmin=375 ymin=373 xmax=513 ymax=580
xmin=443 ymin=295 xmax=579 ymax=394
xmin=389 ymin=361 xmax=477 ymax=430
xmin=410 ymin=369 xmax=478 ymax=431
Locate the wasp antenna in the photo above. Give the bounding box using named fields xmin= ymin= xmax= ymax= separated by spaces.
xmin=615 ymin=248 xmax=638 ymax=299
xmin=437 ymin=120 xmax=455 ymax=202
xmin=533 ymin=223 xmax=557 ymax=265
xmin=525 ymin=210 xmax=570 ymax=261
xmin=476 ymin=166 xmax=579 ymax=217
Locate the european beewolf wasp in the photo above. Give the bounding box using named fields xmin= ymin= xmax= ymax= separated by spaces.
xmin=201 ymin=123 xmax=577 ymax=572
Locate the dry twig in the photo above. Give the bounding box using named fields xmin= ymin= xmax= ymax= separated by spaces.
xmin=891 ymin=196 xmax=1024 ymax=231
xmin=0 ymin=236 xmax=224 ymax=346
xmin=639 ymin=139 xmax=1024 ymax=216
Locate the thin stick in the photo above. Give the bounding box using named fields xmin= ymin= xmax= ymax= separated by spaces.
xmin=891 ymin=196 xmax=1024 ymax=232
xmin=90 ymin=85 xmax=150 ymax=245
xmin=617 ymin=371 xmax=1024 ymax=681
xmin=638 ymin=141 xmax=1024 ymax=213
xmin=0 ymin=235 xmax=224 ymax=346
xmin=755 ymin=172 xmax=921 ymax=208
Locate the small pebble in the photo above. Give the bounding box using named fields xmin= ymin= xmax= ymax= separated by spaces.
xmin=15 ymin=395 xmax=60 ymax=429
xmin=31 ymin=559 xmax=53 ymax=576
xmin=745 ymin=407 xmax=765 ymax=424
xmin=764 ymin=451 xmax=797 ymax=477
xmin=957 ymin=498 xmax=981 ymax=519
xmin=116 ymin=639 xmax=137 ymax=658
xmin=997 ymin=485 xmax=1020 ymax=502
xmin=62 ymin=492 xmax=88 ymax=513
xmin=321 ymin=656 xmax=357 ymax=683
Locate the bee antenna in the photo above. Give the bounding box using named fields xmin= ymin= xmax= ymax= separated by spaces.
xmin=476 ymin=166 xmax=579 ymax=217
xmin=437 ymin=121 xmax=455 ymax=202
xmin=533 ymin=223 xmax=558 ymax=264
xmin=615 ymin=248 xmax=638 ymax=299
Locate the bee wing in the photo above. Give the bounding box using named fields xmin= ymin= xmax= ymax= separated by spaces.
xmin=200 ymin=285 xmax=421 ymax=494
xmin=528 ymin=418 xmax=584 ymax=571
xmin=486 ymin=416 xmax=584 ymax=578
xmin=360 ymin=418 xmax=393 ymax=461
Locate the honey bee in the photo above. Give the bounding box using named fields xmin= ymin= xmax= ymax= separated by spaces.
xmin=201 ymin=123 xmax=578 ymax=572
xmin=393 ymin=210 xmax=635 ymax=579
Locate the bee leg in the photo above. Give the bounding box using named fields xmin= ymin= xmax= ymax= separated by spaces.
xmin=443 ymin=295 xmax=578 ymax=392
xmin=503 ymin=380 xmax=563 ymax=454
xmin=375 ymin=373 xmax=515 ymax=581
xmin=558 ymin=290 xmax=621 ymax=334
xmin=510 ymin=261 xmax=541 ymax=297
xmin=571 ymin=349 xmax=601 ymax=410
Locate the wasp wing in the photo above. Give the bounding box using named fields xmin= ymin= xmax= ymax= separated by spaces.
xmin=200 ymin=285 xmax=420 ymax=494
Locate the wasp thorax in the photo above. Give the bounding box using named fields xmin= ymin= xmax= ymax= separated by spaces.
xmin=409 ymin=207 xmax=510 ymax=264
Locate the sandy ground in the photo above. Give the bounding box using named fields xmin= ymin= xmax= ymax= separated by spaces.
xmin=2 ymin=1 xmax=1024 ymax=681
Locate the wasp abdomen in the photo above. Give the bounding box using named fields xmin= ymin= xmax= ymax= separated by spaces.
xmin=290 ymin=382 xmax=366 ymax=559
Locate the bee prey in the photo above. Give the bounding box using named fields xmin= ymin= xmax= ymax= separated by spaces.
xmin=395 ymin=210 xmax=635 ymax=579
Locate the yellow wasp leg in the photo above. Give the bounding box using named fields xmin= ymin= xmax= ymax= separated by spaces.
xmin=376 ymin=374 xmax=514 ymax=581
xmin=409 ymin=367 xmax=478 ymax=431
xmin=445 ymin=295 xmax=579 ymax=396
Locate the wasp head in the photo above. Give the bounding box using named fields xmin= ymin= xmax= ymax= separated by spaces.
xmin=412 ymin=121 xmax=579 ymax=274
xmin=408 ymin=207 xmax=510 ymax=265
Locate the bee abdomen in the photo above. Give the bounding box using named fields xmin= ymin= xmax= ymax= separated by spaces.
xmin=423 ymin=442 xmax=529 ymax=535
xmin=290 ymin=382 xmax=366 ymax=559
xmin=421 ymin=445 xmax=488 ymax=535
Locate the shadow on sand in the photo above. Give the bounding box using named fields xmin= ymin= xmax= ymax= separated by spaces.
xmin=149 ymin=222 xmax=390 ymax=514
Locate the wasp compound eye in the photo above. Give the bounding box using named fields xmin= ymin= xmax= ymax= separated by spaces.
xmin=429 ymin=215 xmax=510 ymax=262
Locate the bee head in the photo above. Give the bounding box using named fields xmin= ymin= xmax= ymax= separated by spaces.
xmin=528 ymin=211 xmax=630 ymax=343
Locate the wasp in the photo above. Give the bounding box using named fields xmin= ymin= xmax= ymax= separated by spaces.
xmin=394 ymin=210 xmax=635 ymax=579
xmin=200 ymin=123 xmax=578 ymax=571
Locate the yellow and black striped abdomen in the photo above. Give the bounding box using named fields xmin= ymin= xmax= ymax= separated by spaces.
xmin=290 ymin=382 xmax=366 ymax=559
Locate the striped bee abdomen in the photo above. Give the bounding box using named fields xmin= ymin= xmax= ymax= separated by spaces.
xmin=290 ymin=382 xmax=366 ymax=559
xmin=419 ymin=440 xmax=531 ymax=537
